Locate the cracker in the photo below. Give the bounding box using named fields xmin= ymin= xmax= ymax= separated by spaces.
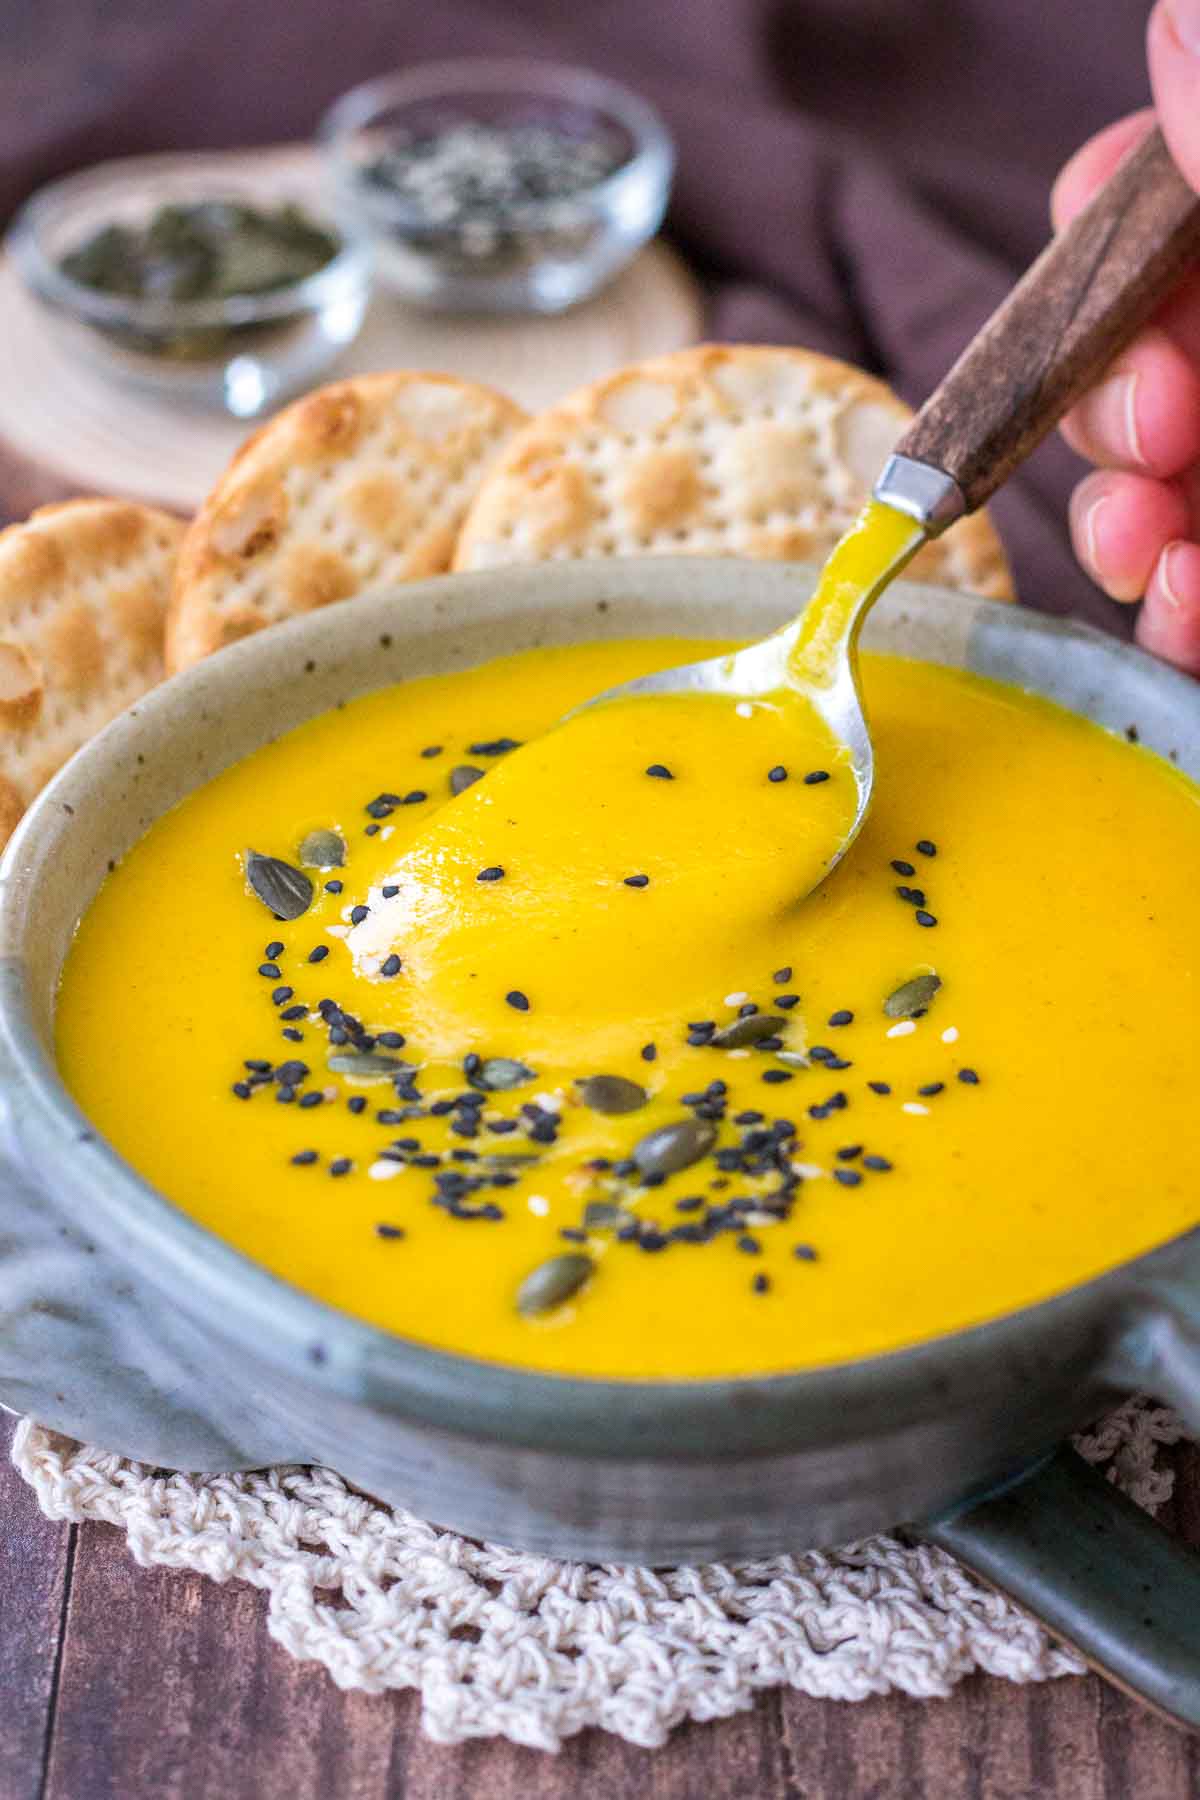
xmin=0 ymin=498 xmax=183 ymax=847
xmin=453 ymin=344 xmax=1014 ymax=600
xmin=167 ymin=372 xmax=527 ymax=671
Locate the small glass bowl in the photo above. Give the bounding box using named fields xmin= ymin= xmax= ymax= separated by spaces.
xmin=320 ymin=59 xmax=674 ymax=315
xmin=7 ymin=154 xmax=372 ymax=418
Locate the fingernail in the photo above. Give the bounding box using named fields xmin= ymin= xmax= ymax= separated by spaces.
xmin=1080 ymin=491 xmax=1109 ymax=578
xmin=1158 ymin=540 xmax=1188 ymax=608
xmin=1083 ymin=373 xmax=1143 ymax=465
xmin=1168 ymin=0 xmax=1200 ymax=56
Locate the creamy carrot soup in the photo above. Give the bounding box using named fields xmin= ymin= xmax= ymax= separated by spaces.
xmin=55 ymin=640 xmax=1200 ymax=1376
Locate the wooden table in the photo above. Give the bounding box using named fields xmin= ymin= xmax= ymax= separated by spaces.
xmin=4 ymin=1415 xmax=1200 ymax=1799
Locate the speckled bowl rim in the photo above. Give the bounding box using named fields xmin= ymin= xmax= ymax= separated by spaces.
xmin=2 ymin=557 xmax=1198 ymax=1459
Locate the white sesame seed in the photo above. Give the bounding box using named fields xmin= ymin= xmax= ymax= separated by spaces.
xmin=941 ymin=1026 xmax=959 ymax=1043
xmin=368 ymin=1159 xmax=403 ymax=1180
xmin=724 ymin=991 xmax=749 ymax=1007
xmin=735 ymin=701 xmax=754 ymax=719
xmin=791 ymin=1162 xmax=826 ymax=1179
xmin=380 ymin=825 xmax=395 ymax=840
xmin=326 ymin=923 xmax=350 ymax=940
xmin=527 ymin=1194 xmax=550 ymax=1216
xmin=726 ymin=1048 xmax=752 ymax=1059
xmin=534 ymin=1092 xmax=562 ymax=1113
xmin=902 ymin=1102 xmax=930 ymax=1116
xmin=886 ymin=1020 xmax=917 ymax=1039
xmin=743 ymin=1210 xmax=778 ymax=1227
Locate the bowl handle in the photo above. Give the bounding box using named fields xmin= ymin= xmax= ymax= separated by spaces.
xmin=915 ymin=1442 xmax=1200 ymax=1727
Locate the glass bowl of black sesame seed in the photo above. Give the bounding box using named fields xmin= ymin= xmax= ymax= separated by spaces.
xmin=319 ymin=59 xmax=674 ymax=314
xmin=7 ymin=153 xmax=372 ymax=417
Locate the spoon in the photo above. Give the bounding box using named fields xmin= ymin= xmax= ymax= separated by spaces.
xmin=575 ymin=126 xmax=1200 ymax=888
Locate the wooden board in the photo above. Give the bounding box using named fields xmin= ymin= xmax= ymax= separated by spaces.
xmin=0 ymin=145 xmax=703 ymax=521
xmin=5 ymin=1412 xmax=1200 ymax=1799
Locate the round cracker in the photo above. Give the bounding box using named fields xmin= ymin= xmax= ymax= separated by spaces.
xmin=0 ymin=498 xmax=184 ymax=848
xmin=167 ymin=372 xmax=527 ymax=672
xmin=452 ymin=344 xmax=1014 ymax=601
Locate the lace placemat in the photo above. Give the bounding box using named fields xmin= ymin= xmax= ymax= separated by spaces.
xmin=10 ymin=1402 xmax=1184 ymax=1752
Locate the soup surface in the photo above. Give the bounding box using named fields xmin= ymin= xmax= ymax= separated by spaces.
xmin=56 ymin=640 xmax=1200 ymax=1377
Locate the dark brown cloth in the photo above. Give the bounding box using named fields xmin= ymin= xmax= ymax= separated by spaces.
xmin=3 ymin=0 xmax=1157 ymax=630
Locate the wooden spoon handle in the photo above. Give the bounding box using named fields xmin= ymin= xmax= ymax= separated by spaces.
xmin=893 ymin=126 xmax=1200 ymax=514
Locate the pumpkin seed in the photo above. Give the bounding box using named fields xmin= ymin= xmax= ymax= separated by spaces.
xmin=583 ymin=1200 xmax=628 ymax=1230
xmin=883 ymin=973 xmax=942 ymax=1019
xmin=297 ymin=828 xmax=345 ymax=870
xmin=633 ymin=1117 xmax=716 ymax=1178
xmin=450 ymin=764 xmax=485 ymax=796
xmin=516 ymin=1251 xmax=593 ymax=1316
xmin=576 ymin=1074 xmax=648 ymax=1115
xmin=477 ymin=1057 xmax=537 ymax=1091
xmin=327 ymin=1051 xmax=408 ymax=1078
xmin=711 ymin=1013 xmax=785 ymax=1049
xmin=245 ymin=850 xmax=313 ymax=920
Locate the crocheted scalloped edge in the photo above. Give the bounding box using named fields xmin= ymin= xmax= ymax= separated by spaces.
xmin=11 ymin=1399 xmax=1183 ymax=1752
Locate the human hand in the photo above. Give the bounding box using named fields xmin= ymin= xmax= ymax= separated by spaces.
xmin=1053 ymin=0 xmax=1200 ymax=675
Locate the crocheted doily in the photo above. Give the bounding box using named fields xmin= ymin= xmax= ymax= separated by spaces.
xmin=10 ymin=1401 xmax=1184 ymax=1752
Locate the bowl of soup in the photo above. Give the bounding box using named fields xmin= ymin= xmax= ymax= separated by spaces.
xmin=3 ymin=557 xmax=1200 ymax=1718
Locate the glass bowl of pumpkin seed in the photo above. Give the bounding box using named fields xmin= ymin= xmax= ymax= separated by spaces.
xmin=7 ymin=152 xmax=372 ymax=417
xmin=320 ymin=59 xmax=674 ymax=314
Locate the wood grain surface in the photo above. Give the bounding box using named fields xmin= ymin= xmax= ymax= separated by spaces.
xmin=4 ymin=1414 xmax=1200 ymax=1800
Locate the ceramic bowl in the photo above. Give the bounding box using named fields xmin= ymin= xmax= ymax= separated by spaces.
xmin=2 ymin=559 xmax=1200 ymax=1721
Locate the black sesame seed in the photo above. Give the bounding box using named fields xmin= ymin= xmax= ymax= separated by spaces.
xmin=774 ymin=967 xmax=792 ymax=984
xmin=420 ymin=745 xmax=443 ymax=759
xmin=916 ymin=839 xmax=937 ymax=857
xmin=803 ymin=769 xmax=831 ymax=785
xmin=828 ymin=1009 xmax=854 ymax=1027
xmin=646 ymin=763 xmax=673 ymax=779
xmin=754 ymin=1036 xmax=784 ymax=1052
xmin=559 ymin=1227 xmax=588 ymax=1243
xmin=271 ymin=985 xmax=293 ymax=1005
xmin=308 ymin=945 xmax=329 ymax=963
xmin=403 ymin=791 xmax=427 ymax=805
xmin=792 ymin=1243 xmax=818 ymax=1261
xmin=265 ymin=941 xmax=284 ymax=959
xmin=868 ymin=1080 xmax=891 ymax=1095
xmin=291 ymin=1149 xmax=318 ymax=1166
xmin=809 ymin=1046 xmax=835 ymax=1063
xmin=329 ymin=1158 xmax=352 ymax=1177
xmin=281 ymin=1004 xmax=306 ymax=1020
xmin=675 ymin=1195 xmax=704 ymax=1212
xmin=258 ymin=962 xmax=281 ymax=979
xmin=915 ymin=911 xmax=938 ymax=928
xmin=281 ymin=1028 xmax=304 ymax=1043
xmin=380 ymin=955 xmax=402 ymax=978
xmin=276 ymin=1086 xmax=296 ymax=1104
xmin=734 ymin=1110 xmax=765 ymax=1125
xmin=641 ymin=1043 xmax=657 ymax=1062
xmin=833 ymin=1167 xmax=863 ymax=1187
xmin=752 ymin=1272 xmax=771 ymax=1294
xmin=244 ymin=1059 xmax=271 ymax=1073
xmin=329 ymin=1027 xmax=348 ymax=1046
xmin=762 ymin=1069 xmax=793 ymax=1085
xmin=348 ymin=1095 xmax=367 ymax=1114
xmin=767 ymin=765 xmax=788 ymax=783
xmin=835 ymin=1145 xmax=863 ymax=1161
xmin=231 ymin=1081 xmax=251 ymax=1099
xmin=736 ymin=1234 xmax=762 ymax=1255
xmin=623 ymin=873 xmax=650 ymax=888
xmin=349 ymin=904 xmax=369 ymax=925
xmin=890 ymin=859 xmax=916 ymax=877
xmin=381 ymin=884 xmax=399 ymax=899
xmin=862 ymin=1155 xmax=893 ymax=1172
xmin=477 ymin=866 xmax=505 ymax=882
xmin=299 ymin=1091 xmax=323 ymax=1110
xmin=775 ymin=994 xmax=799 ymax=1009
xmin=375 ymin=1222 xmax=406 ymax=1238
xmin=506 ymin=989 xmax=530 ymax=1011
xmin=958 ymin=1067 xmax=981 ymax=1085
xmin=896 ymin=886 xmax=926 ymax=905
xmin=325 ymin=879 xmax=344 ymax=894
xmin=468 ymin=737 xmax=522 ymax=756
xmin=365 ymin=824 xmax=380 ymax=837
xmin=918 ymin=1082 xmax=945 ymax=1097
xmin=377 ymin=1031 xmax=405 ymax=1048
